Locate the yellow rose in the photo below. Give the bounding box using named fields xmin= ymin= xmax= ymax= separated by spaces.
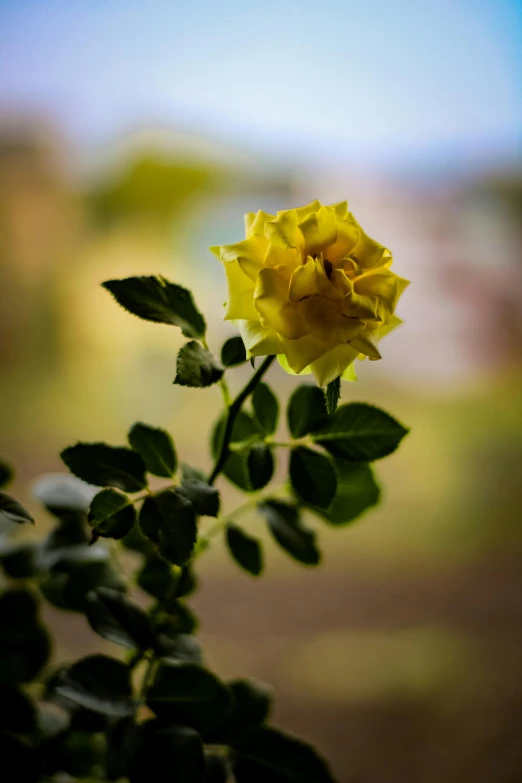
xmin=211 ymin=200 xmax=409 ymax=386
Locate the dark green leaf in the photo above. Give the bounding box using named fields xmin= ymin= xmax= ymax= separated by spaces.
xmin=0 ymin=492 xmax=34 ymax=525
xmin=211 ymin=411 xmax=262 ymax=491
xmin=258 ymin=500 xmax=320 ymax=566
xmin=226 ymin=525 xmax=263 ymax=576
xmin=178 ymin=478 xmax=220 ymax=518
xmin=139 ymin=489 xmax=197 ymax=565
xmin=252 ymin=382 xmax=279 ymax=435
xmin=40 ymin=546 xmax=126 ymax=613
xmin=205 ymin=753 xmax=229 ymax=783
xmin=88 ymin=488 xmax=136 ymax=539
xmin=121 ymin=521 xmax=155 ymax=557
xmin=85 ymin=587 xmax=156 ymax=650
xmin=0 ymin=734 xmax=40 ymax=783
xmin=0 ymin=542 xmax=40 ymax=579
xmin=287 ymin=385 xmax=328 ymax=438
xmin=106 ymin=717 xmax=138 ymax=780
xmin=157 ymin=632 xmax=203 ymax=664
xmin=0 ymin=686 xmax=36 ymax=735
xmin=324 ymin=376 xmax=341 ymax=415
xmin=319 ymin=461 xmax=380 ymax=525
xmin=0 ymin=590 xmax=50 ymax=685
xmin=128 ymin=422 xmax=177 ymax=478
xmin=156 ymin=601 xmax=198 ymax=636
xmin=0 ymin=458 xmax=13 ymax=489
xmin=137 ymin=555 xmax=177 ymax=600
xmin=247 ymin=444 xmax=274 ymax=490
xmin=103 ymin=275 xmax=206 ymax=338
xmin=210 ymin=678 xmax=272 ymax=744
xmin=181 ymin=463 xmax=206 ymax=482
xmin=221 ymin=335 xmax=247 ymax=367
xmin=61 ymin=443 xmax=147 ymax=492
xmin=289 ymin=447 xmax=337 ymax=509
xmin=146 ymin=661 xmax=233 ymax=733
xmin=129 ymin=721 xmax=205 ymax=783
xmin=53 ymin=655 xmax=135 ymax=717
xmin=233 ymin=725 xmax=335 ymax=783
xmin=40 ymin=729 xmax=104 ymax=778
xmin=174 ymin=341 xmax=224 ymax=388
xmin=32 ymin=473 xmax=95 ymax=521
xmin=313 ymin=402 xmax=409 ymax=461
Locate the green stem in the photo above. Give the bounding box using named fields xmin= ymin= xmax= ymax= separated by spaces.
xmin=207 ymin=355 xmax=276 ymax=485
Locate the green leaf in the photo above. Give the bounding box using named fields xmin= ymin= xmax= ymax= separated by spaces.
xmin=210 ymin=678 xmax=272 ymax=744
xmin=0 ymin=686 xmax=36 ymax=735
xmin=226 ymin=524 xmax=263 ymax=576
xmin=128 ymin=422 xmax=177 ymax=477
xmin=0 ymin=734 xmax=40 ymax=783
xmin=287 ymin=385 xmax=328 ymax=438
xmin=53 ymin=654 xmax=135 ymax=717
xmin=221 ymin=335 xmax=247 ymax=367
xmin=324 ymin=376 xmax=341 ymax=415
xmin=60 ymin=443 xmax=147 ymax=492
xmin=174 ymin=341 xmax=224 ymax=388
xmin=258 ymin=500 xmax=320 ymax=566
xmin=156 ymin=601 xmax=198 ymax=636
xmin=0 ymin=458 xmax=13 ymax=489
xmin=85 ymin=587 xmax=156 ymax=650
xmin=252 ymin=382 xmax=279 ymax=435
xmin=103 ymin=275 xmax=206 ymax=338
xmin=319 ymin=461 xmax=380 ymax=525
xmin=289 ymin=447 xmax=337 ymax=509
xmin=40 ymin=546 xmax=126 ymax=613
xmin=146 ymin=661 xmax=234 ymax=733
xmin=0 ymin=589 xmax=50 ymax=685
xmin=0 ymin=492 xmax=34 ymax=525
xmin=139 ymin=489 xmax=197 ymax=565
xmin=247 ymin=444 xmax=274 ymax=491
xmin=313 ymin=402 xmax=408 ymax=461
xmin=88 ymin=488 xmax=136 ymax=539
xmin=233 ymin=725 xmax=336 ymax=783
xmin=39 ymin=728 xmax=104 ymax=778
xmin=129 ymin=722 xmax=205 ymax=783
xmin=157 ymin=632 xmax=203 ymax=664
xmin=137 ymin=555 xmax=177 ymax=600
xmin=178 ymin=478 xmax=220 ymax=518
xmin=0 ymin=542 xmax=40 ymax=579
xmin=32 ymin=473 xmax=95 ymax=527
xmin=211 ymin=411 xmax=262 ymax=491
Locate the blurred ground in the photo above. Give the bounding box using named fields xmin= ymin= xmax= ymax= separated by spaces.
xmin=1 ymin=121 xmax=522 ymax=782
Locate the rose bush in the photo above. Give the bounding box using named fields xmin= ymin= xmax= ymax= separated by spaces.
xmin=212 ymin=200 xmax=409 ymax=386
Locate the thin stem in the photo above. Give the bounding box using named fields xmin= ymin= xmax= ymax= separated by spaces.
xmin=207 ymin=355 xmax=276 ymax=485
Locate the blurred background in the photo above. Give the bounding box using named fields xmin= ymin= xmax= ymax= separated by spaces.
xmin=1 ymin=0 xmax=522 ymax=780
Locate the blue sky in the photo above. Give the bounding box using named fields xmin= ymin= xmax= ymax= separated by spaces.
xmin=0 ymin=0 xmax=521 ymax=168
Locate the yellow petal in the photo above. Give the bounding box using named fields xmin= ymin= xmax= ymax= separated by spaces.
xmin=288 ymin=258 xmax=318 ymax=302
xmin=294 ymin=200 xmax=322 ymax=221
xmin=353 ymin=229 xmax=391 ymax=270
xmin=372 ymin=314 xmax=404 ymax=342
xmin=325 ymin=213 xmax=361 ymax=262
xmin=331 ymin=201 xmax=349 ymax=220
xmin=277 ymin=354 xmax=313 ymax=377
xmin=264 ymin=244 xmax=302 ymax=269
xmin=254 ymin=267 xmax=307 ymax=340
xmin=350 ymin=330 xmax=382 ymax=360
xmin=238 ymin=255 xmax=263 ymax=282
xmin=245 ymin=210 xmax=275 ymax=238
xmin=281 ymin=334 xmax=332 ymax=374
xmin=223 ymin=260 xmax=259 ymax=321
xmin=219 ymin=235 xmax=267 ymax=265
xmin=299 ymin=206 xmax=337 ymax=255
xmin=354 ymin=269 xmax=399 ymax=315
xmin=309 ymin=344 xmax=360 ymax=386
xmin=239 ymin=320 xmax=285 ymax=356
xmin=265 ymin=210 xmax=305 ymax=253
xmin=330 ymin=268 xmax=352 ymax=296
xmin=301 ymin=296 xmax=363 ymax=344
xmin=341 ymin=362 xmax=358 ymax=382
xmin=314 ymin=258 xmax=343 ymax=301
